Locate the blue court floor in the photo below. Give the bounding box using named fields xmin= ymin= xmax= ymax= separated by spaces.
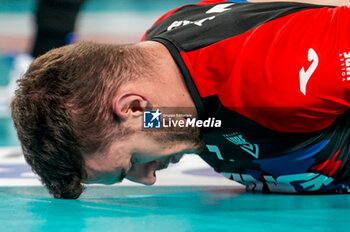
xmin=1 ymin=186 xmax=350 ymax=232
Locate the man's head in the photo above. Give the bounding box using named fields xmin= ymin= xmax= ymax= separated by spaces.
xmin=11 ymin=41 xmax=203 ymax=199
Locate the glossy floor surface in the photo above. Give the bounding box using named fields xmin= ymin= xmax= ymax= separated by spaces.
xmin=2 ymin=186 xmax=350 ymax=232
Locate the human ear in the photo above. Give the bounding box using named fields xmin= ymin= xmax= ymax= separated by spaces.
xmin=112 ymin=93 xmax=150 ymax=119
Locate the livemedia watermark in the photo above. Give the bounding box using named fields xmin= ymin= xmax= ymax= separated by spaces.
xmin=143 ymin=108 xmax=221 ymax=130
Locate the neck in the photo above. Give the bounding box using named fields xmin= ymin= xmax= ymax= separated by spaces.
xmin=132 ymin=41 xmax=196 ymax=109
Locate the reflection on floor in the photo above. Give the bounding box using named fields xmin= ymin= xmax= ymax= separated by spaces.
xmin=2 ymin=185 xmax=350 ymax=232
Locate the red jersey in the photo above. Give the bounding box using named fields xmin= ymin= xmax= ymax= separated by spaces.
xmin=143 ymin=1 xmax=350 ymax=193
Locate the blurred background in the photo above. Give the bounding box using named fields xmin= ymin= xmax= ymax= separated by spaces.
xmin=0 ymin=0 xmax=197 ymax=147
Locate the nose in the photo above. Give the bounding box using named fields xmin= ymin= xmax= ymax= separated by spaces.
xmin=125 ymin=161 xmax=157 ymax=185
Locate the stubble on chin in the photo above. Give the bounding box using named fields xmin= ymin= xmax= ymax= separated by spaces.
xmin=154 ymin=124 xmax=204 ymax=153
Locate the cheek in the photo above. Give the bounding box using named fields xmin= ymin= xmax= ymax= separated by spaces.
xmin=132 ymin=152 xmax=162 ymax=164
xmin=86 ymin=170 xmax=120 ymax=185
xmin=98 ymin=173 xmax=120 ymax=185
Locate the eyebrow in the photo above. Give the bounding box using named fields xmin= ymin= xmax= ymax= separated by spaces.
xmin=118 ymin=169 xmax=127 ymax=182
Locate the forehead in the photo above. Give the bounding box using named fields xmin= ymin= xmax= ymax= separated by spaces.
xmin=85 ymin=168 xmax=126 ymax=185
xmin=83 ymin=149 xmax=129 ymax=184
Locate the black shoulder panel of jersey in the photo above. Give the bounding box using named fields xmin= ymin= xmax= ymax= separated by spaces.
xmin=144 ymin=2 xmax=329 ymax=51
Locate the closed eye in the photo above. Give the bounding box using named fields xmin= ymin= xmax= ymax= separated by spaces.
xmin=118 ymin=169 xmax=127 ymax=183
xmin=118 ymin=159 xmax=135 ymax=183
